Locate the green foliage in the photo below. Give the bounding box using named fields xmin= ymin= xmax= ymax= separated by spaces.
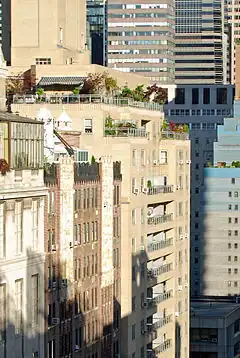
xmin=161 ymin=119 xmax=169 ymax=131
xmin=36 ymin=87 xmax=45 ymax=96
xmin=73 ymin=87 xmax=80 ymax=95
xmin=147 ymin=180 xmax=152 ymax=188
xmin=232 ymin=161 xmax=240 ymax=168
xmin=91 ymin=155 xmax=96 ymax=164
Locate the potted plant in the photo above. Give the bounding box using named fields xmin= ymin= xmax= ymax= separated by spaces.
xmin=0 ymin=159 xmax=10 ymax=175
xmin=147 ymin=180 xmax=152 ymax=189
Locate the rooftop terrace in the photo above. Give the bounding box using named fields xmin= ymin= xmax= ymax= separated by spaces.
xmin=13 ymin=94 xmax=164 ymax=112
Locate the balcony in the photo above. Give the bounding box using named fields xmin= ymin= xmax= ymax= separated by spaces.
xmin=147 ymin=213 xmax=173 ymax=226
xmin=161 ymin=130 xmax=189 ymax=140
xmin=152 ymin=315 xmax=172 ymax=331
xmin=104 ymin=126 xmax=148 ymax=138
xmin=147 ymin=185 xmax=173 ymax=196
xmin=147 ymin=290 xmax=173 ymax=308
xmin=154 ymin=339 xmax=172 ymax=354
xmin=147 ymin=263 xmax=172 ymax=281
xmin=147 ymin=238 xmax=173 ymax=253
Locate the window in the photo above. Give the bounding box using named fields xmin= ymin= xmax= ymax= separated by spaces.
xmin=228 ymin=230 xmax=232 ymax=237
xmin=84 ymin=119 xmax=93 ymax=133
xmin=195 ymin=188 xmax=199 ymax=194
xmin=141 ymin=346 xmax=145 ymax=358
xmin=132 ymin=237 xmax=136 ymax=253
xmin=217 ymin=88 xmax=227 ymax=104
xmin=15 ymin=279 xmax=23 ymax=334
xmin=235 ymin=218 xmax=238 ymax=224
xmin=132 ymin=209 xmax=136 ymax=225
xmin=0 ymin=202 xmax=5 ymax=258
xmin=160 ymin=150 xmax=167 ymax=164
xmin=132 ymin=324 xmax=136 ymax=340
xmin=228 ymin=243 xmax=231 ymax=249
xmin=35 ymin=58 xmax=51 ymax=65
xmin=31 ymin=275 xmax=39 ymax=327
xmin=132 ymin=149 xmax=137 ymax=166
xmin=132 ymin=266 xmax=136 ymax=281
xmin=179 ymin=202 xmax=183 ymax=216
xmin=141 ymin=208 xmax=144 ymax=224
xmin=140 ymin=177 xmax=145 ymax=193
xmin=235 ymin=268 xmax=238 ymax=274
xmin=32 ymin=200 xmax=39 ymax=250
xmin=232 ymin=178 xmax=236 ymax=184
xmin=235 ymin=191 xmax=239 ymax=198
xmin=192 ymin=88 xmax=199 ymax=104
xmin=235 ymin=243 xmax=238 ymax=249
xmin=175 ymin=88 xmax=185 ymax=104
xmin=229 ymin=218 xmax=232 ymax=223
xmin=235 ymin=230 xmax=238 ymax=236
xmin=235 ymin=281 xmax=238 ymax=287
xmin=15 ymin=201 xmax=23 ymax=254
xmin=228 ymin=256 xmax=231 ymax=261
xmin=195 ymin=137 xmax=199 ymax=145
xmin=59 ymin=27 xmax=63 ymax=43
xmin=132 ymin=178 xmax=136 ymax=193
xmin=229 ymin=192 xmax=232 ymax=197
xmin=141 ymin=150 xmax=145 ymax=165
xmin=228 ymin=268 xmax=232 ymax=274
xmin=132 ymin=296 xmax=136 ymax=311
xmin=235 ymin=205 xmax=239 ymax=211
xmin=203 ymin=87 xmax=210 ymax=104
xmin=229 ymin=204 xmax=232 ymax=210
xmin=0 ymin=284 xmax=6 ymax=343
xmin=113 ymin=217 xmax=119 ymax=237
xmin=235 ymin=256 xmax=238 ymax=262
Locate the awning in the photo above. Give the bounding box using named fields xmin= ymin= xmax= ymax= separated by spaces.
xmin=38 ymin=76 xmax=86 ymax=87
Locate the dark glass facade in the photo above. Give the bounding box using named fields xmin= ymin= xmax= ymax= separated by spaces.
xmin=87 ymin=0 xmax=108 ymax=66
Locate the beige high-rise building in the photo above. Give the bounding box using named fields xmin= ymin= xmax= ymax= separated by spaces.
xmin=13 ymin=98 xmax=191 ymax=358
xmin=228 ymin=1 xmax=240 ymax=83
xmin=10 ymin=0 xmax=90 ymax=69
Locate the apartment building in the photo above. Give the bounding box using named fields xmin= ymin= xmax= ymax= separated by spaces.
xmin=12 ymin=97 xmax=191 ymax=358
xmin=165 ymin=84 xmax=234 ymax=296
xmin=107 ymin=0 xmax=175 ymax=84
xmin=191 ymin=297 xmax=240 ymax=358
xmin=44 ymin=155 xmax=121 ymax=357
xmin=175 ymin=0 xmax=230 ymax=84
xmin=10 ymin=0 xmax=90 ymax=69
xmin=227 ymin=0 xmax=240 ymax=83
xmin=0 ymin=112 xmax=47 ymax=358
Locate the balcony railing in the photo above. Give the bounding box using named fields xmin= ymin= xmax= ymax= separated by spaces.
xmin=147 ymin=213 xmax=173 ymax=226
xmin=147 ymin=238 xmax=173 ymax=253
xmin=13 ymin=94 xmax=163 ymax=111
xmin=161 ymin=130 xmax=189 ymax=140
xmin=147 ymin=185 xmax=174 ymax=195
xmin=147 ymin=290 xmax=173 ymax=308
xmin=147 ymin=263 xmax=172 ymax=280
xmin=152 ymin=314 xmax=172 ymax=331
xmin=154 ymin=339 xmax=172 ymax=354
xmin=104 ymin=126 xmax=149 ymax=138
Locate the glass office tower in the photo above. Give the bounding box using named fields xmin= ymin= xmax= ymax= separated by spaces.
xmin=175 ymin=0 xmax=230 ymax=84
xmin=87 ymin=0 xmax=108 ymax=66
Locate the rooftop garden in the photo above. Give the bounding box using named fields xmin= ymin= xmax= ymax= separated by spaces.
xmin=104 ymin=115 xmax=148 ymax=137
xmin=208 ymin=161 xmax=240 ymax=168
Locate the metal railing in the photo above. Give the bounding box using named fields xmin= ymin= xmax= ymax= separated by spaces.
xmin=147 ymin=185 xmax=173 ymax=195
xmin=152 ymin=314 xmax=172 ymax=331
xmin=104 ymin=126 xmax=148 ymax=138
xmin=161 ymin=130 xmax=189 ymax=140
xmin=13 ymin=94 xmax=164 ymax=111
xmin=147 ymin=290 xmax=173 ymax=307
xmin=154 ymin=339 xmax=172 ymax=354
xmin=147 ymin=213 xmax=173 ymax=226
xmin=147 ymin=263 xmax=172 ymax=279
xmin=147 ymin=238 xmax=173 ymax=252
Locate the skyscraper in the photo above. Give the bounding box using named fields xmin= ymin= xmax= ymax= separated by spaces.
xmin=107 ymin=0 xmax=175 ymax=84
xmin=87 ymin=0 xmax=108 ymax=66
xmin=175 ymin=0 xmax=230 ymax=84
